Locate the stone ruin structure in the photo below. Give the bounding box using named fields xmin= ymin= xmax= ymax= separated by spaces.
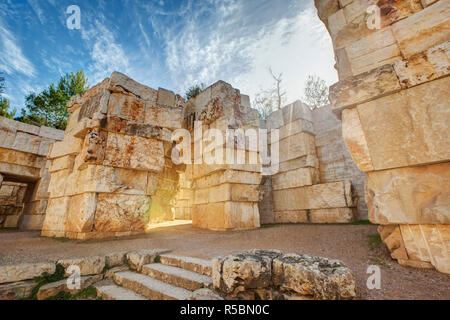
xmin=0 ymin=117 xmax=64 ymax=230
xmin=315 ymin=0 xmax=449 ymax=273
xmin=0 ymin=0 xmax=448 ymax=276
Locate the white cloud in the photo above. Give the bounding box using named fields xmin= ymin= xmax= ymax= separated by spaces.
xmin=82 ymin=22 xmax=130 ymax=83
xmin=0 ymin=24 xmax=35 ymax=77
xmin=27 ymin=0 xmax=46 ymax=24
xmin=161 ymin=0 xmax=337 ymax=104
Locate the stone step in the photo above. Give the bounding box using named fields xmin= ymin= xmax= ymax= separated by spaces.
xmin=94 ymin=280 xmax=147 ymax=300
xmin=113 ymin=271 xmax=191 ymax=300
xmin=141 ymin=263 xmax=213 ymax=291
xmin=159 ymin=254 xmax=212 ymax=276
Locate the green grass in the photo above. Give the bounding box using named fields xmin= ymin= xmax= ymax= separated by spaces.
xmin=350 ymin=220 xmax=373 ymax=225
xmin=367 ymin=234 xmax=382 ymax=250
xmin=0 ymin=227 xmax=17 ymax=231
xmin=45 ymin=286 xmax=99 ymax=300
xmin=22 ymin=264 xmax=66 ymax=300
xmin=260 ymin=224 xmax=279 ymax=229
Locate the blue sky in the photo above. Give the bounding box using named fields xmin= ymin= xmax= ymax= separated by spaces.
xmin=0 ymin=0 xmax=337 ymax=112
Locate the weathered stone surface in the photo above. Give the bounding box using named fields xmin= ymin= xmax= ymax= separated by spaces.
xmin=126 ymin=249 xmax=171 ymax=272
xmin=212 ymin=250 xmax=282 ymax=295
xmin=104 ymin=266 xmax=130 ymax=280
xmin=188 ymin=288 xmax=224 ymax=300
xmin=64 ymin=193 xmax=97 ymax=233
xmin=309 ymin=208 xmax=357 ymax=223
xmin=274 ymin=210 xmax=308 ymax=223
xmin=37 ymin=274 xmax=103 ymax=300
xmin=0 ymin=263 xmax=55 ymax=284
xmin=273 ymin=181 xmax=355 ymax=211
xmin=394 ymin=41 xmax=450 ymax=88
xmin=93 ymin=194 xmax=151 ymax=233
xmin=391 ymin=0 xmax=450 ymax=57
xmin=48 ymin=136 xmax=83 ymax=159
xmin=194 ymin=183 xmax=260 ymax=205
xmin=108 ymin=72 xmax=157 ymax=101
xmin=271 ymin=132 xmax=317 ymax=163
xmin=192 ymin=201 xmax=260 ymax=231
xmin=0 ymin=280 xmax=36 ymax=300
xmin=213 ymin=250 xmax=356 ymax=300
xmin=378 ymin=225 xmax=409 ymax=260
xmin=145 ymin=101 xmax=183 ymax=130
xmin=272 ymin=168 xmax=320 ymax=190
xmin=356 ymin=77 xmax=450 ymax=170
xmin=366 ymin=163 xmax=450 ymax=225
xmin=400 ymin=224 xmax=450 ymax=274
xmin=272 ymin=253 xmax=356 ymax=299
xmin=108 ymin=93 xmax=146 ymax=122
xmin=341 ymin=108 xmax=374 ymax=171
xmin=58 ymin=256 xmax=106 ymax=276
xmin=105 ymin=252 xmax=128 ymax=268
xmin=330 ymin=64 xmax=401 ymax=115
xmin=103 ymin=132 xmax=164 ymax=172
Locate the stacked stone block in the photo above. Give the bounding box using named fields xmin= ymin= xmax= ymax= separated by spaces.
xmin=316 ymin=0 xmax=449 ymax=273
xmin=187 ymin=81 xmax=263 ymax=231
xmin=268 ymin=101 xmax=357 ymax=224
xmin=41 ymin=72 xmax=184 ymax=240
xmin=0 ymin=181 xmax=27 ymax=228
xmin=173 ymin=172 xmax=193 ymax=220
xmin=312 ymin=105 xmax=368 ymax=219
xmin=0 ymin=116 xmax=64 ymax=230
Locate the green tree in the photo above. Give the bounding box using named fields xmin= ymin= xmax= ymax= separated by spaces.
xmin=21 ymin=70 xmax=89 ymax=129
xmin=0 ymin=72 xmax=16 ymax=119
xmin=185 ymin=83 xmax=206 ymax=100
xmin=0 ymin=98 xmax=16 ymax=119
xmin=303 ymin=75 xmax=329 ymax=110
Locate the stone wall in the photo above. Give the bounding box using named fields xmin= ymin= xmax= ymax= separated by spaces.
xmin=267 ymin=101 xmax=358 ymax=224
xmin=185 ymin=81 xmax=263 ymax=231
xmin=312 ymin=105 xmax=368 ymax=219
xmin=0 ymin=116 xmax=64 ymax=230
xmin=315 ymin=0 xmax=449 ymax=273
xmin=41 ymin=72 xmax=184 ymax=240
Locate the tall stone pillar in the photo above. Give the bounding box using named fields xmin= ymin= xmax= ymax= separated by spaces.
xmin=41 ymin=72 xmax=184 ymax=240
xmin=316 ymin=0 xmax=449 ymax=273
xmin=186 ymin=81 xmax=263 ymax=231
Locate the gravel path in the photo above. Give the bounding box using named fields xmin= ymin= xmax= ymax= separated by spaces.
xmin=1 ymin=223 xmax=449 ymax=300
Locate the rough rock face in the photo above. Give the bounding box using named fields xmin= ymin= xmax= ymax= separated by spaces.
xmin=41 ymin=72 xmax=184 ymax=240
xmin=212 ymin=249 xmax=356 ymax=300
xmin=316 ymin=0 xmax=450 ymax=273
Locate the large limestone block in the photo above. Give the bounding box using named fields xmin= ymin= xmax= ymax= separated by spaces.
xmin=277 ymin=155 xmax=320 ymax=173
xmin=366 ymin=163 xmax=450 ymax=225
xmin=93 ymin=194 xmax=151 ymax=233
xmin=47 ymin=169 xmax=71 ymax=198
xmin=314 ymin=0 xmax=340 ymax=22
xmin=145 ymin=101 xmax=183 ymax=130
xmin=341 ymin=108 xmax=374 ymax=172
xmin=356 ymin=77 xmax=450 ymax=170
xmin=329 ymin=64 xmax=401 ymax=115
xmin=274 ymin=210 xmax=309 ymax=223
xmin=273 ymin=181 xmax=355 ymax=211
xmin=18 ymin=214 xmax=46 ymax=231
xmin=272 ymin=168 xmax=320 ymax=190
xmin=0 ymin=162 xmax=40 ymax=180
xmin=48 ymin=136 xmax=84 ymax=159
xmin=309 ymin=208 xmax=357 ymax=223
xmin=0 ymin=127 xmax=16 ymax=149
xmin=108 ymin=93 xmax=146 ymax=122
xmin=37 ymin=274 xmax=103 ymax=300
xmin=378 ymin=225 xmax=409 ymax=261
xmin=108 ymin=72 xmax=157 ymax=101
xmin=0 ymin=148 xmax=43 ymax=169
xmin=272 ymin=253 xmax=356 ymax=299
xmin=0 ymin=263 xmax=55 ymax=284
xmin=268 ymin=118 xmax=315 ymax=143
xmin=392 ymin=0 xmax=450 ymax=57
xmin=192 ymin=201 xmax=260 ymax=231
xmin=103 ymin=132 xmax=164 ymax=172
xmin=194 ymin=183 xmax=260 ymax=205
xmin=49 ymin=155 xmax=75 ymax=173
xmin=0 ymin=280 xmax=36 ymax=300
xmin=271 ymin=132 xmax=317 ymax=163
xmin=394 ymin=41 xmax=450 ymax=88
xmin=0 ymin=116 xmax=39 ymax=135
xmin=41 ymin=197 xmax=69 ymax=236
xmin=64 ymin=193 xmax=97 ymax=233
xmin=38 ymin=126 xmax=64 ymax=141
xmin=400 ymin=224 xmax=450 ymax=274
xmin=58 ymin=256 xmax=106 ymax=276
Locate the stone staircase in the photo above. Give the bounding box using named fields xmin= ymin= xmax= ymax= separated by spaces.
xmin=94 ymin=254 xmax=213 ymax=300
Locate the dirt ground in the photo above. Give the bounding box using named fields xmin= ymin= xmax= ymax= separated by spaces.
xmin=1 ymin=223 xmax=449 ymax=300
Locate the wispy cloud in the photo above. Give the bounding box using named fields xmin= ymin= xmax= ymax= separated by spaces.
xmin=0 ymin=24 xmax=36 ymax=77
xmin=27 ymin=0 xmax=46 ymax=24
